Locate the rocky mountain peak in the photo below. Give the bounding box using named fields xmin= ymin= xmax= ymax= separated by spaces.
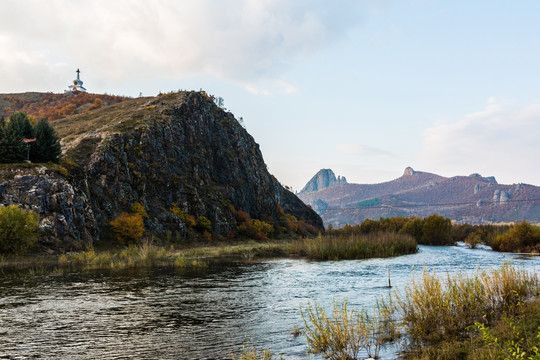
xmin=300 ymin=169 xmax=347 ymax=193
xmin=403 ymin=166 xmax=416 ymax=176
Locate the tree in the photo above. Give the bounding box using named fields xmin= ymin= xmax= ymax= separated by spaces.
xmin=0 ymin=123 xmax=26 ymax=163
xmin=30 ymin=118 xmax=61 ymax=163
xmin=421 ymin=214 xmax=453 ymax=245
xmin=401 ymin=218 xmax=424 ymax=242
xmin=110 ymin=213 xmax=145 ymax=243
xmin=8 ymin=112 xmax=34 ymax=138
xmin=0 ymin=205 xmax=39 ymax=255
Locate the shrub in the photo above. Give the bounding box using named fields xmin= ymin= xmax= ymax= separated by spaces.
xmin=0 ymin=205 xmax=39 ymax=255
xmin=169 ymin=203 xmax=196 ymax=228
xmin=400 ymin=217 xmax=424 ymax=242
xmin=251 ymin=220 xmax=274 ymax=238
xmin=130 ymin=201 xmax=147 ymax=218
xmin=465 ymin=230 xmax=484 ymax=249
xmin=421 ymin=214 xmax=453 ymax=245
xmin=491 ymin=221 xmax=540 ymax=252
xmin=195 ymin=216 xmax=212 ymax=232
xmin=359 ymin=219 xmax=381 ymax=234
xmin=110 ymin=212 xmax=145 ymax=243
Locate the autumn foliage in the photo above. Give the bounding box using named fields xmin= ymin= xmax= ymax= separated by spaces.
xmin=2 ymin=92 xmax=128 ymax=121
xmin=109 ymin=212 xmax=145 ymax=244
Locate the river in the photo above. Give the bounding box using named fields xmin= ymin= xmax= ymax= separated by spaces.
xmin=1 ymin=244 xmax=538 ymax=359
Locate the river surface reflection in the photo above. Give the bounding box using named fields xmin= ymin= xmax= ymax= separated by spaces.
xmin=1 ymin=244 xmax=538 ymax=359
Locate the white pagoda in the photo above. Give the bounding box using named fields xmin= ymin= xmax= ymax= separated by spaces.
xmin=68 ymin=68 xmax=87 ymax=92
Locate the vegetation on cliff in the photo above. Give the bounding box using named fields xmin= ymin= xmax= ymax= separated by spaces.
xmin=0 ymin=91 xmax=128 ymax=120
xmin=0 ymin=112 xmax=61 ymax=163
xmin=0 ymin=205 xmax=38 ymax=255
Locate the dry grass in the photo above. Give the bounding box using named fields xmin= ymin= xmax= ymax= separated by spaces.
xmin=288 ymin=232 xmax=418 ymax=260
xmin=229 ymin=343 xmax=280 ymax=360
xmin=397 ymin=263 xmax=539 ymax=345
xmin=301 ymin=298 xmax=398 ymax=359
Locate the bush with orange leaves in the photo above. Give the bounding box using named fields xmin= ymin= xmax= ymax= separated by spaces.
xmin=110 ymin=212 xmax=145 ymax=244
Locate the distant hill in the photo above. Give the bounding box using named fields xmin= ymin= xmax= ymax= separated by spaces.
xmin=0 ymin=92 xmax=128 ymax=120
xmin=298 ymin=167 xmax=540 ymax=227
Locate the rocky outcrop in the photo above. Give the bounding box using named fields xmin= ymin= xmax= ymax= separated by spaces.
xmin=74 ymin=92 xmax=322 ymax=234
xmin=300 ymin=169 xmax=347 ymax=193
xmin=0 ymin=91 xmax=323 ymax=251
xmin=403 ymin=167 xmax=415 ymax=176
xmin=0 ymin=166 xmax=96 ymax=251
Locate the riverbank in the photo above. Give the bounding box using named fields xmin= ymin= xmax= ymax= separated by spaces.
xmin=0 ymin=232 xmax=417 ymax=274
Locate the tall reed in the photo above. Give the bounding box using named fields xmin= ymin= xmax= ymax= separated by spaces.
xmin=302 ymin=298 xmax=398 ymax=359
xmin=397 ymin=263 xmax=539 ymax=345
xmin=289 ymin=232 xmax=417 ymax=261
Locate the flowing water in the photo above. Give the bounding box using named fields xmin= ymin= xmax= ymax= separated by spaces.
xmin=1 ymin=244 xmax=539 ymax=359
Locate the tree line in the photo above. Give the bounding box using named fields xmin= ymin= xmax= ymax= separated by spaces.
xmin=0 ymin=112 xmax=61 ymax=163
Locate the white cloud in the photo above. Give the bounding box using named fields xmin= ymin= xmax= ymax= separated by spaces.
xmin=417 ymin=98 xmax=540 ymax=185
xmin=337 ymin=143 xmax=394 ymax=158
xmin=0 ymin=0 xmax=364 ymax=93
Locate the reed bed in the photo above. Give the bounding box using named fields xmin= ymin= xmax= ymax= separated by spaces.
xmin=288 ymin=232 xmax=418 ymax=260
xmin=397 ymin=263 xmax=540 ymax=345
xmin=301 ymin=298 xmax=398 ymax=359
xmin=57 ymin=241 xmax=208 ymax=271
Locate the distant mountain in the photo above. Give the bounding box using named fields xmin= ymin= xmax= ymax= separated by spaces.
xmin=298 ymin=167 xmax=540 ymax=227
xmin=300 ymin=169 xmax=347 ymax=193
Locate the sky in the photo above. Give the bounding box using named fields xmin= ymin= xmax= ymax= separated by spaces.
xmin=1 ymin=0 xmax=539 ymax=191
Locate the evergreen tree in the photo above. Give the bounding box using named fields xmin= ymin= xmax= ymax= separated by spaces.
xmin=8 ymin=112 xmax=34 ymax=139
xmin=30 ymin=119 xmax=61 ymax=163
xmin=0 ymin=124 xmax=26 ymax=163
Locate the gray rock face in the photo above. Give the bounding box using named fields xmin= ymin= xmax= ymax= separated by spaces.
xmin=492 ymin=189 xmax=510 ymax=204
xmin=79 ymin=92 xmax=322 ymax=235
xmin=0 ymin=167 xmax=96 ymax=250
xmin=300 ymin=169 xmax=347 ymax=193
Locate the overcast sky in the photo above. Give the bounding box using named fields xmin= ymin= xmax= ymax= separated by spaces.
xmin=1 ymin=0 xmax=539 ymax=191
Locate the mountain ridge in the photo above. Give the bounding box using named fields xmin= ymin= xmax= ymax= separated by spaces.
xmin=298 ymin=167 xmax=540 ymax=227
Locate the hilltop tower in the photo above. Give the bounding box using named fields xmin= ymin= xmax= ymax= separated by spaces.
xmin=68 ymin=68 xmax=87 ymax=92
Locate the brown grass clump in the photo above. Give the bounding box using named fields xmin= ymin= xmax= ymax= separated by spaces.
xmin=288 ymin=232 xmax=418 ymax=260
xmin=397 ymin=263 xmax=539 ymax=345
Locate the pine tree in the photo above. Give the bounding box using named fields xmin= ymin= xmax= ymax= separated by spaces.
xmin=30 ymin=119 xmax=61 ymax=163
xmin=8 ymin=112 xmax=34 ymax=139
xmin=0 ymin=124 xmax=25 ymax=163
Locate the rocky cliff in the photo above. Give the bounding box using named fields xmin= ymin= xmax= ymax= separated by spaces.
xmin=0 ymin=91 xmax=323 ymax=251
xmin=300 ymin=169 xmax=347 ymax=193
xmin=299 ymin=167 xmax=540 ymax=227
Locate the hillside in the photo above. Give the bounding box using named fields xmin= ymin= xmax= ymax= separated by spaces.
xmin=0 ymin=92 xmax=128 ymax=120
xmin=0 ymin=91 xmax=323 ymax=251
xmin=298 ymin=167 xmax=540 ymax=227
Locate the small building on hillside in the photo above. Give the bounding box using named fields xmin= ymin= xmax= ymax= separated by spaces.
xmin=67 ymin=69 xmax=87 ymax=92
